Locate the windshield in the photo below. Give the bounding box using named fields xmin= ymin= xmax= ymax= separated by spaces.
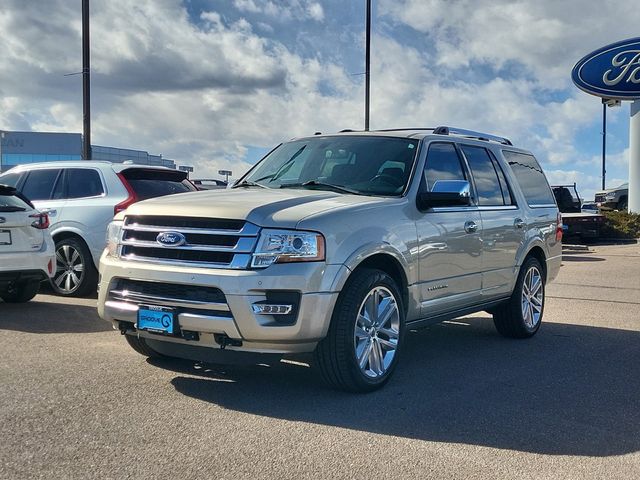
xmin=241 ymin=136 xmax=419 ymax=196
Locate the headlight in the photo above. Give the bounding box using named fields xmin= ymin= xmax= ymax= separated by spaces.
xmin=105 ymin=221 xmax=123 ymax=257
xmin=251 ymin=229 xmax=325 ymax=268
xmin=605 ymin=193 xmax=616 ymax=200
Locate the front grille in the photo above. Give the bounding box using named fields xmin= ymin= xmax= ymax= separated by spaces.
xmin=119 ymin=215 xmax=259 ymax=269
xmin=595 ymin=194 xmax=606 ymax=203
xmin=114 ymin=278 xmax=226 ymax=304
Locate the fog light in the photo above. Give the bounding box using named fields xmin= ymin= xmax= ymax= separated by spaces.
xmin=252 ymin=303 xmax=293 ymax=315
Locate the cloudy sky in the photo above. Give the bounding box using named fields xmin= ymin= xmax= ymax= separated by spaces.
xmin=0 ymin=0 xmax=638 ymax=199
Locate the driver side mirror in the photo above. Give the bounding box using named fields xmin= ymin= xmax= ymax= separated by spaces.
xmin=417 ymin=180 xmax=472 ymax=210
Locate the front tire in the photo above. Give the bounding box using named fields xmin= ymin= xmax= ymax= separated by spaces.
xmin=315 ymin=268 xmax=405 ymax=393
xmin=1 ymin=280 xmax=40 ymax=303
xmin=51 ymin=237 xmax=98 ymax=297
xmin=493 ymin=257 xmax=545 ymax=338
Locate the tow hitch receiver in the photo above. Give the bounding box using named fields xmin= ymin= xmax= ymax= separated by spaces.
xmin=214 ymin=334 xmax=243 ymax=350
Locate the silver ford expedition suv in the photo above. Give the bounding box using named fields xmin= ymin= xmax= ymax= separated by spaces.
xmin=98 ymin=127 xmax=562 ymax=392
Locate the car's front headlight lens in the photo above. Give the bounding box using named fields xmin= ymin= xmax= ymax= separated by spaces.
xmin=106 ymin=221 xmax=123 ymax=257
xmin=251 ymin=229 xmax=325 ymax=268
xmin=605 ymin=193 xmax=616 ymax=200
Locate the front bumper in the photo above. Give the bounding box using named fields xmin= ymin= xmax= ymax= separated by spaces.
xmin=98 ymin=253 xmax=347 ymax=354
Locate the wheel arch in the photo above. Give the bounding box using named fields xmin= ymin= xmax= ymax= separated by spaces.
xmin=348 ymin=253 xmax=410 ymax=314
xmin=524 ymin=245 xmax=547 ymax=280
xmin=51 ymin=230 xmax=96 ymax=266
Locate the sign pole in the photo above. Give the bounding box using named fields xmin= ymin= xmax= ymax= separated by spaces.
xmin=602 ymin=100 xmax=607 ymax=190
xmin=364 ymin=0 xmax=371 ymax=131
xmin=629 ymin=100 xmax=640 ymax=213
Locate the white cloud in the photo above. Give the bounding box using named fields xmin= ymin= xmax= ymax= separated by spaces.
xmin=379 ymin=0 xmax=640 ymax=87
xmin=233 ymin=0 xmax=325 ymax=22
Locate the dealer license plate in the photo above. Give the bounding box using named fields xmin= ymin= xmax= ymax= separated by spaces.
xmin=137 ymin=306 xmax=175 ymax=334
xmin=0 ymin=230 xmax=11 ymax=245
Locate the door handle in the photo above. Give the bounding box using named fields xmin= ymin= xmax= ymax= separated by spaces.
xmin=40 ymin=208 xmax=57 ymax=217
xmin=514 ymin=218 xmax=526 ymax=229
xmin=464 ymin=221 xmax=478 ymax=234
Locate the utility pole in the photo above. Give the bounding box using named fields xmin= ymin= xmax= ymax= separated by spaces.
xmin=364 ymin=0 xmax=371 ymax=131
xmin=82 ymin=0 xmax=91 ymax=160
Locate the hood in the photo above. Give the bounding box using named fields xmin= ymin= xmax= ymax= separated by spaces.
xmin=124 ymin=187 xmax=388 ymax=228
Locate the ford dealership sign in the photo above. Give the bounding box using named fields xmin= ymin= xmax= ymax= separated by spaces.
xmin=572 ymin=37 xmax=640 ymax=99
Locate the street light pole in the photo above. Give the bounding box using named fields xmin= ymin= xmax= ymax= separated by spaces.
xmin=364 ymin=0 xmax=371 ymax=131
xmin=82 ymin=0 xmax=91 ymax=160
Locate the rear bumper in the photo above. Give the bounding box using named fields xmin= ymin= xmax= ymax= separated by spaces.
xmin=0 ymin=236 xmax=55 ymax=281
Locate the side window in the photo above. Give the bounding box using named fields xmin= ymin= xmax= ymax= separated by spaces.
xmin=0 ymin=172 xmax=22 ymax=188
xmin=21 ymin=169 xmax=62 ymax=201
xmin=461 ymin=146 xmax=504 ymax=206
xmin=66 ymin=169 xmax=104 ymax=199
xmin=423 ymin=143 xmax=466 ymax=191
xmin=503 ymin=151 xmax=555 ymax=206
xmin=490 ymin=153 xmax=514 ymax=205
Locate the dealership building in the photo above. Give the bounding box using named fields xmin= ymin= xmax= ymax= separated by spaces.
xmin=0 ymin=130 xmax=176 ymax=173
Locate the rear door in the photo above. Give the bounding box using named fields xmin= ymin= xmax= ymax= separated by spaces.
xmin=0 ymin=189 xmax=44 ymax=255
xmin=57 ymin=168 xmax=113 ymax=263
xmin=459 ymin=145 xmax=523 ymax=299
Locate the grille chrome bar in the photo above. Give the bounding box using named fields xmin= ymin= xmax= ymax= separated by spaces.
xmin=121 ymin=222 xmax=260 ymax=237
xmin=119 ymin=251 xmax=252 ymax=270
xmin=120 ymin=236 xmax=257 ymax=253
xmin=119 ymin=216 xmax=259 ymax=269
xmin=109 ymin=288 xmax=231 ymax=311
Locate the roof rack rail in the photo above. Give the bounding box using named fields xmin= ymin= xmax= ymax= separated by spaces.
xmin=433 ymin=126 xmax=512 ymax=146
xmin=338 ymin=129 xmax=357 ymax=133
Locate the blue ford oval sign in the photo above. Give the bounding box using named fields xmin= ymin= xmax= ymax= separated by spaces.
xmin=572 ymin=37 xmax=640 ymax=99
xmin=156 ymin=231 xmax=186 ymax=247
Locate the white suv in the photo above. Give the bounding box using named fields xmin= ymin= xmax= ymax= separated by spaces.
xmin=0 ymin=162 xmax=196 ymax=296
xmin=0 ymin=185 xmax=54 ymax=303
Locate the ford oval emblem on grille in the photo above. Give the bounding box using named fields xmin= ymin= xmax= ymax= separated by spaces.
xmin=156 ymin=231 xmax=186 ymax=247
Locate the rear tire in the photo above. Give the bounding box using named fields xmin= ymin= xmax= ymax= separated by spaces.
xmin=493 ymin=257 xmax=545 ymax=338
xmin=1 ymin=280 xmax=40 ymax=303
xmin=125 ymin=335 xmax=165 ymax=359
xmin=50 ymin=237 xmax=98 ymax=297
xmin=315 ymin=268 xmax=405 ymax=393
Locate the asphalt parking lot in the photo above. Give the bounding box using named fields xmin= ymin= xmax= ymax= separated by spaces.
xmin=1 ymin=243 xmax=639 ymax=480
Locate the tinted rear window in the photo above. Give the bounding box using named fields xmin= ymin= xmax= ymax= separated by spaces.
xmin=502 ymin=151 xmax=555 ymax=206
xmin=121 ymin=169 xmax=194 ymax=201
xmin=66 ymin=169 xmax=105 ymax=199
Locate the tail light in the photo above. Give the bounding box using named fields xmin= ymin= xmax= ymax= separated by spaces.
xmin=114 ymin=173 xmax=137 ymax=215
xmin=555 ymin=212 xmax=563 ymax=242
xmin=30 ymin=212 xmax=50 ymax=229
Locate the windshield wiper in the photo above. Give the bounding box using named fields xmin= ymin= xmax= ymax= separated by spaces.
xmin=231 ymin=180 xmax=269 ymax=189
xmin=280 ymin=181 xmax=362 ymax=195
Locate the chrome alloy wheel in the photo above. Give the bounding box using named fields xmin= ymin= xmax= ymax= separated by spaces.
xmin=354 ymin=286 xmax=400 ymax=378
xmin=54 ymin=244 xmax=85 ymax=294
xmin=521 ymin=266 xmax=543 ymax=329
